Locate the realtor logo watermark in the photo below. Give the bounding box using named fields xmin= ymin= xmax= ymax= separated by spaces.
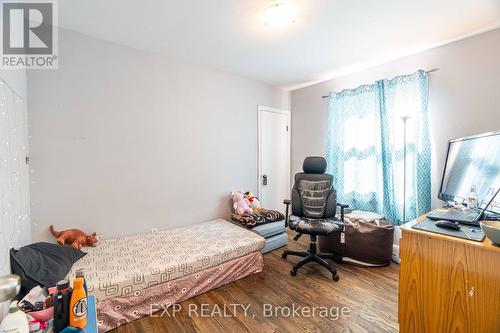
xmin=150 ymin=303 xmax=352 ymax=321
xmin=1 ymin=0 xmax=58 ymax=69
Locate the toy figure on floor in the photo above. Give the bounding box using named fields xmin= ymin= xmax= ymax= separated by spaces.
xmin=49 ymin=225 xmax=99 ymax=249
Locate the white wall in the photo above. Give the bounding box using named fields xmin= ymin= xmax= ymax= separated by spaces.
xmin=0 ymin=69 xmax=30 ymax=275
xmin=28 ymin=29 xmax=289 ymax=242
xmin=291 ymin=28 xmax=500 ymax=210
xmin=0 ymin=70 xmax=27 ymax=99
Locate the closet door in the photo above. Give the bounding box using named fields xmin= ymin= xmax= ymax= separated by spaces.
xmin=0 ymin=81 xmax=30 ymax=275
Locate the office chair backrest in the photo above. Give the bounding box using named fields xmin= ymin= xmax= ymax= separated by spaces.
xmin=291 ymin=157 xmax=336 ymax=219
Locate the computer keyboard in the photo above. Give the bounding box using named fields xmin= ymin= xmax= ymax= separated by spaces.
xmin=426 ymin=210 xmax=480 ymax=224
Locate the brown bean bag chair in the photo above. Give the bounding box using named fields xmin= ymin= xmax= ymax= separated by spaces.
xmin=318 ymin=218 xmax=394 ymax=266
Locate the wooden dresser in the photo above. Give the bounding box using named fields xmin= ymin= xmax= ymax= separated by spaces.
xmin=399 ymin=210 xmax=500 ymax=333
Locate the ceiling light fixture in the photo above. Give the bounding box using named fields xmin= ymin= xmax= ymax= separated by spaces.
xmin=262 ymin=2 xmax=297 ymax=28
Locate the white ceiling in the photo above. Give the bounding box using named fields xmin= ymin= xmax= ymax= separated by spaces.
xmin=58 ymin=0 xmax=500 ymax=89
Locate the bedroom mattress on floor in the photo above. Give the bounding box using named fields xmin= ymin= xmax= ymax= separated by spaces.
xmin=96 ymin=251 xmax=263 ymax=332
xmin=67 ymin=219 xmax=265 ymax=302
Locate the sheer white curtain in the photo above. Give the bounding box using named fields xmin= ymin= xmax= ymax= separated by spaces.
xmin=0 ymin=79 xmax=31 ymax=275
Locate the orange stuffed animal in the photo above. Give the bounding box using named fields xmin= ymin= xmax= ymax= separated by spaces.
xmin=49 ymin=225 xmax=99 ymax=249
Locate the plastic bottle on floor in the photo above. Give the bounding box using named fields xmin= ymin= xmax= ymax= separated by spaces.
xmin=75 ymin=269 xmax=87 ymax=297
xmin=53 ymin=279 xmax=73 ymax=333
xmin=0 ymin=301 xmax=29 ymax=333
xmin=69 ymin=278 xmax=87 ymax=329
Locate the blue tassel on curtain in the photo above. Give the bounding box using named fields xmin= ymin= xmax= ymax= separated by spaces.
xmin=325 ymin=70 xmax=431 ymax=225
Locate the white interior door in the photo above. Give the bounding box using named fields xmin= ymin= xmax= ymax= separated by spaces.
xmin=258 ymin=106 xmax=290 ymax=213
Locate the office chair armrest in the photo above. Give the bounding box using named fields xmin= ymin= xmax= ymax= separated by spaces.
xmin=283 ymin=199 xmax=291 ymax=227
xmin=336 ymin=203 xmax=349 ymax=222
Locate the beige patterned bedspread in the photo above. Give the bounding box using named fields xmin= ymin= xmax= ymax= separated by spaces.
xmin=67 ymin=219 xmax=265 ymax=301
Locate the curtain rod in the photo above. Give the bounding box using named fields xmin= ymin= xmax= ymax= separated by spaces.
xmin=321 ymin=68 xmax=439 ymax=98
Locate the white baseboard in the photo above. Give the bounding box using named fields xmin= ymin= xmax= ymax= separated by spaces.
xmin=392 ymin=244 xmax=400 ymax=264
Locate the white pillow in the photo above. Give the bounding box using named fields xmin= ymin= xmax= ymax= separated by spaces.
xmin=347 ymin=210 xmax=384 ymax=222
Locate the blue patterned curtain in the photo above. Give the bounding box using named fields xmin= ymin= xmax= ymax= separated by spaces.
xmin=325 ymin=70 xmax=431 ymax=224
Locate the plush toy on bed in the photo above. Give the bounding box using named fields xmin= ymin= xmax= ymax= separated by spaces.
xmin=231 ymin=191 xmax=253 ymax=215
xmin=244 ymin=191 xmax=262 ymax=213
xmin=49 ymin=225 xmax=99 ymax=249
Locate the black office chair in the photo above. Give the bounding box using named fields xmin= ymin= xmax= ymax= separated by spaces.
xmin=282 ymin=156 xmax=348 ymax=281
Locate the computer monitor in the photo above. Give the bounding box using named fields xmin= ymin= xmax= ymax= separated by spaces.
xmin=439 ymin=131 xmax=500 ymax=214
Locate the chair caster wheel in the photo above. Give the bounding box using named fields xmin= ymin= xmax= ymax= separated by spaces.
xmin=290 ymin=269 xmax=297 ymax=276
xmin=282 ymin=252 xmax=287 ymax=259
xmin=332 ymin=273 xmax=339 ymax=281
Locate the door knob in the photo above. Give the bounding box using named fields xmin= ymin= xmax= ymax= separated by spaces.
xmin=262 ymin=174 xmax=268 ymax=186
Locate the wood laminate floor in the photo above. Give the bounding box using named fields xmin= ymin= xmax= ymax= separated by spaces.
xmin=111 ymin=231 xmax=399 ymax=333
